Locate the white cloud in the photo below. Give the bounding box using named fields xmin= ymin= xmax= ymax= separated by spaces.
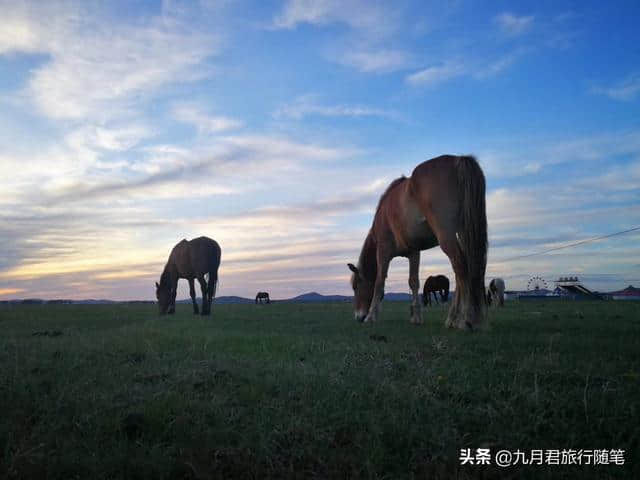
xmin=173 ymin=103 xmax=242 ymax=134
xmin=0 ymin=1 xmax=220 ymax=121
xmin=407 ymin=48 xmax=531 ymax=87
xmin=405 ymin=62 xmax=465 ymax=87
xmin=478 ymin=130 xmax=640 ymax=178
xmin=273 ymin=0 xmax=407 ymax=74
xmin=274 ymin=95 xmax=401 ymax=121
xmin=592 ymin=73 xmax=640 ymax=101
xmin=273 ymin=0 xmax=394 ymax=37
xmin=218 ymin=134 xmax=360 ymax=163
xmin=495 ymin=12 xmax=535 ymax=36
xmin=338 ymin=48 xmax=409 ymax=73
xmin=0 ymin=7 xmax=43 ymax=54
xmin=473 ymin=49 xmax=530 ymax=79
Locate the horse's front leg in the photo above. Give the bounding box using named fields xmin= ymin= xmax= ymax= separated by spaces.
xmin=408 ymin=251 xmax=423 ymax=324
xmin=168 ymin=278 xmax=178 ymax=314
xmin=363 ymin=252 xmax=391 ymax=323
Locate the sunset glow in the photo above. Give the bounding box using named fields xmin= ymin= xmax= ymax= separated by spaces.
xmin=1 ymin=1 xmax=639 ymax=300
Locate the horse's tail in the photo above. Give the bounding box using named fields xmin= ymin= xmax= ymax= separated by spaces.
xmin=443 ymin=282 xmax=450 ymax=303
xmin=456 ymin=155 xmax=488 ymax=323
xmin=208 ymin=244 xmax=221 ymax=305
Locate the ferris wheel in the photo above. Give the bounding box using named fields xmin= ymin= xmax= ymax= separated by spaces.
xmin=527 ymin=276 xmax=548 ymax=291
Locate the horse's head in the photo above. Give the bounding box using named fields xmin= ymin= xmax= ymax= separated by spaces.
xmin=155 ymin=281 xmax=171 ymax=314
xmin=348 ymin=263 xmax=374 ymax=322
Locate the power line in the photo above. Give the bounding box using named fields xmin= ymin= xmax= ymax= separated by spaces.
xmin=501 ymin=226 xmax=640 ymax=262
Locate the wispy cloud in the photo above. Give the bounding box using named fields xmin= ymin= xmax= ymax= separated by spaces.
xmin=274 ymin=95 xmax=402 ymax=121
xmin=273 ymin=0 xmax=408 ymax=74
xmin=1 ymin=1 xmax=219 ymax=121
xmin=405 ymin=62 xmax=466 ymax=87
xmin=273 ymin=0 xmax=396 ymax=37
xmin=0 ymin=1 xmax=638 ymax=300
xmin=473 ymin=49 xmax=530 ymax=79
xmin=173 ymin=103 xmax=242 ymax=133
xmin=592 ymin=73 xmax=640 ymax=101
xmin=337 ymin=48 xmax=409 ymax=73
xmin=495 ymin=12 xmax=535 ymax=36
xmin=479 ymin=130 xmax=640 ymax=178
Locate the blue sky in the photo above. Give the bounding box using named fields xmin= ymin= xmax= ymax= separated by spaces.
xmin=1 ymin=0 xmax=639 ymax=300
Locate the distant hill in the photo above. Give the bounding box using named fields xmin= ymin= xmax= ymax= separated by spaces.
xmin=383 ymin=292 xmax=413 ymax=302
xmin=178 ymin=295 xmax=255 ymax=305
xmin=176 ymin=291 xmax=414 ymax=304
xmin=282 ymin=292 xmax=351 ymax=303
xmin=2 ymin=292 xmax=424 ymax=305
xmin=73 ymin=299 xmax=117 ymax=304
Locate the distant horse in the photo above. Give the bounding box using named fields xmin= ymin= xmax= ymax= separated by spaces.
xmin=255 ymin=291 xmax=271 ymax=304
xmin=348 ymin=155 xmax=487 ymax=329
xmin=423 ymin=275 xmax=450 ymax=306
xmin=156 ymin=236 xmax=221 ymax=315
xmin=487 ymin=278 xmax=505 ymax=307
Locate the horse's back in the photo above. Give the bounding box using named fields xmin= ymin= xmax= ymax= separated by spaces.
xmin=409 ymin=155 xmax=479 ymax=209
xmin=168 ymin=237 xmax=220 ymax=278
xmin=188 ymin=237 xmax=221 ymax=272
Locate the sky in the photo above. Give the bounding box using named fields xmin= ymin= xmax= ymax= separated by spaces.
xmin=1 ymin=0 xmax=639 ymax=301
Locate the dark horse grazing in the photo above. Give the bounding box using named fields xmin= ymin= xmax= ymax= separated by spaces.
xmin=255 ymin=291 xmax=271 ymax=304
xmin=423 ymin=274 xmax=450 ymax=306
xmin=156 ymin=236 xmax=221 ymax=315
xmin=348 ymin=155 xmax=487 ymax=329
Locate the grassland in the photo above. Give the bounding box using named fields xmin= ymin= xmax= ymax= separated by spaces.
xmin=1 ymin=300 xmax=638 ymax=479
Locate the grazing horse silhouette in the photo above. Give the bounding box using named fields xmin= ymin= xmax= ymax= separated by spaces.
xmin=487 ymin=278 xmax=505 ymax=307
xmin=348 ymin=155 xmax=487 ymax=329
xmin=156 ymin=236 xmax=221 ymax=315
xmin=255 ymin=291 xmax=271 ymax=304
xmin=423 ymin=275 xmax=450 ymax=306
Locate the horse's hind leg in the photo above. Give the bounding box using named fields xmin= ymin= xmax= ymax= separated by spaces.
xmin=188 ymin=279 xmax=199 ymax=314
xmin=438 ymin=235 xmax=470 ymax=329
xmin=408 ymin=251 xmax=423 ymax=324
xmin=197 ymin=276 xmax=208 ymax=315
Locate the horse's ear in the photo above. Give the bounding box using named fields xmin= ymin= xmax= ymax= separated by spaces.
xmin=347 ymin=263 xmax=359 ymax=275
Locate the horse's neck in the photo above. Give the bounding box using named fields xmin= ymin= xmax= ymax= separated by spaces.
xmin=358 ymin=232 xmax=378 ymax=281
xmin=161 ymin=263 xmax=177 ymax=286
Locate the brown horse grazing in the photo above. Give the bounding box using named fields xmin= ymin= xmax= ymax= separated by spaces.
xmin=156 ymin=236 xmax=221 ymax=315
xmin=423 ymin=274 xmax=450 ymax=306
xmin=487 ymin=278 xmax=505 ymax=307
xmin=255 ymin=291 xmax=271 ymax=304
xmin=348 ymin=155 xmax=487 ymax=329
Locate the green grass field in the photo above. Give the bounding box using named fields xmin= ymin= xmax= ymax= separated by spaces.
xmin=1 ymin=300 xmax=638 ymax=479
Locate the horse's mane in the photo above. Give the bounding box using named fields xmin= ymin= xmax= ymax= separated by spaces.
xmin=357 ymin=231 xmax=378 ymax=281
xmin=374 ymin=176 xmax=407 ymax=218
xmin=159 ymin=267 xmax=172 ymax=288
